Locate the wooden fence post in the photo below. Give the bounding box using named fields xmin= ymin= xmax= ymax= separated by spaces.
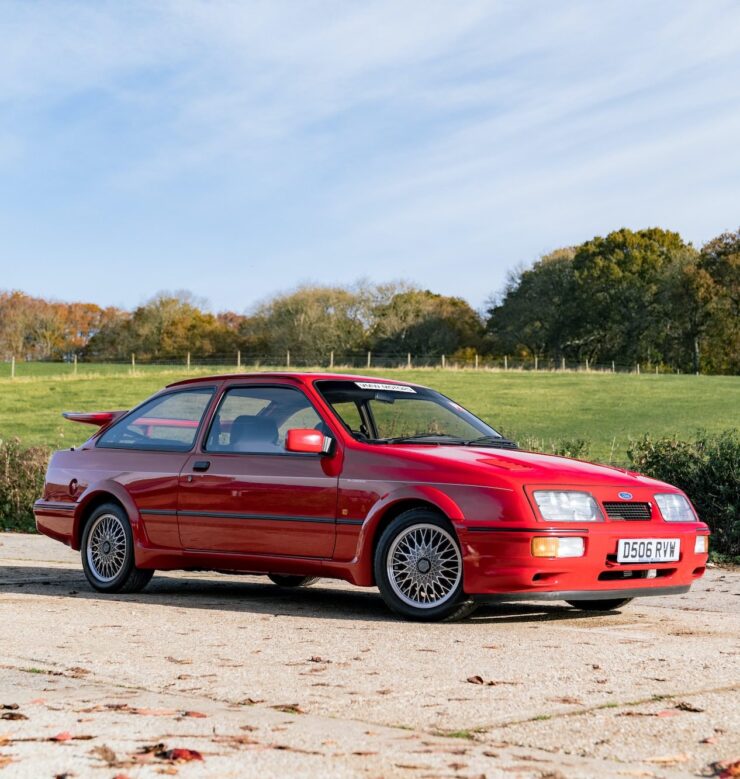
xmin=611 ymin=360 xmax=615 ymax=373
xmin=237 ymin=350 xmax=241 ymax=369
xmin=10 ymin=356 xmax=15 ymax=379
xmin=636 ymin=363 xmax=640 ymax=375
xmin=131 ymin=353 xmax=135 ymax=373
xmin=561 ymin=357 xmax=566 ymax=371
xmin=186 ymin=352 xmax=191 ymax=371
xmin=367 ymin=351 xmax=371 ymax=369
xmin=286 ymin=350 xmax=290 ymax=368
xmin=73 ymin=354 xmax=78 ymax=375
xmin=504 ymin=355 xmax=508 ymax=371
xmin=441 ymin=354 xmax=446 ymax=369
xmin=474 ymin=353 xmax=479 ymax=370
xmin=534 ymin=355 xmax=538 ymax=371
xmin=329 ymin=350 xmax=334 ymax=369
xmin=407 ymin=353 xmax=412 ymax=369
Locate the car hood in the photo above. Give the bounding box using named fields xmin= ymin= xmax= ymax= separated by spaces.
xmin=391 ymin=444 xmax=668 ymax=489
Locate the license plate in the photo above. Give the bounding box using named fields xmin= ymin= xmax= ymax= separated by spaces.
xmin=617 ymin=538 xmax=680 ymax=563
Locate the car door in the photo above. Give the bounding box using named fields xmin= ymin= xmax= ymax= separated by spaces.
xmin=94 ymin=386 xmax=217 ymax=549
xmin=177 ymin=383 xmax=338 ymax=558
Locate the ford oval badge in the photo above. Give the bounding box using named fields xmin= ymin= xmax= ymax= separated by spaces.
xmin=618 ymin=491 xmax=633 ymax=500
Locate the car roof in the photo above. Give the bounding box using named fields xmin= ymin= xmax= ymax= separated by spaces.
xmin=166 ymin=372 xmax=421 ymax=389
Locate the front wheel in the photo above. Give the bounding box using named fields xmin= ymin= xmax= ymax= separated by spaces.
xmin=81 ymin=503 xmax=154 ymax=594
xmin=374 ymin=510 xmax=476 ymax=622
xmin=566 ymin=598 xmax=633 ymax=611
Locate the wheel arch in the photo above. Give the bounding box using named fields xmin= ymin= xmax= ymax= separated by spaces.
xmin=354 ymin=486 xmax=464 ymax=586
xmin=72 ymin=482 xmax=143 ymax=551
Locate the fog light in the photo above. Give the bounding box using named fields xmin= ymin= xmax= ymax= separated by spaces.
xmin=531 ymin=537 xmax=585 ymax=558
xmin=694 ymin=536 xmax=709 ymax=554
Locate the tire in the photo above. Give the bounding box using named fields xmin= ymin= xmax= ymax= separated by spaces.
xmin=267 ymin=574 xmax=321 ymax=588
xmin=566 ymin=598 xmax=633 ymax=611
xmin=374 ymin=509 xmax=476 ymax=622
xmin=80 ymin=503 xmax=154 ymax=594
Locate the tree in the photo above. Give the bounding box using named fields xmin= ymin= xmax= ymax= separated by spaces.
xmin=568 ymin=228 xmax=697 ymax=365
xmin=485 ymin=248 xmax=576 ymax=360
xmin=698 ymin=229 xmax=740 ymax=374
xmin=370 ymin=290 xmax=483 ymax=356
xmin=246 ymin=285 xmax=368 ymax=361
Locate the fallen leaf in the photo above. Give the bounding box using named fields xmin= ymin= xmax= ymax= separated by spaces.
xmin=0 ymin=704 xmax=19 ymax=710
xmin=164 ymin=656 xmax=192 ymax=665
xmin=675 ymin=701 xmax=704 ymax=713
xmin=0 ymin=756 xmax=13 ymax=769
xmin=466 ymin=675 xmax=519 ymax=686
xmin=656 ymin=709 xmax=680 ymax=718
xmin=67 ymin=667 xmax=90 ymax=677
xmin=271 ymin=704 xmax=304 ymax=714
xmin=158 ymin=748 xmax=203 ymax=762
xmin=131 ymin=708 xmax=177 ymax=717
xmin=714 ymin=758 xmax=740 ymax=778
xmin=647 ymin=753 xmax=690 ymax=765
xmin=181 ymin=710 xmax=207 ymax=718
xmin=240 ymin=698 xmax=264 ymax=705
xmin=308 ymin=656 xmax=331 ymax=663
xmin=51 ymin=731 xmax=72 ymax=742
xmin=1 ymin=712 xmax=27 ymax=720
xmin=90 ymin=745 xmax=117 ymax=765
xmin=700 ymin=736 xmax=718 ymax=745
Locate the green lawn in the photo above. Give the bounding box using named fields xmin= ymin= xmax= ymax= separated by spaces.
xmin=0 ymin=366 xmax=737 ymax=463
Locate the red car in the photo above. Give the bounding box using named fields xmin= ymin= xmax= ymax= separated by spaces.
xmin=34 ymin=373 xmax=709 ymax=621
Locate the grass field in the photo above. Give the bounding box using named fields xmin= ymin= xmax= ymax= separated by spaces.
xmin=0 ymin=365 xmax=737 ymax=462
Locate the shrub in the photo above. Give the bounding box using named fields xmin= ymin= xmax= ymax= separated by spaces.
xmin=518 ymin=436 xmax=591 ymax=460
xmin=0 ymin=438 xmax=50 ymax=532
xmin=628 ymin=430 xmax=739 ymax=557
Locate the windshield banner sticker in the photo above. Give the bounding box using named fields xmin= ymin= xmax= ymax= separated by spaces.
xmin=355 ymin=382 xmax=416 ymax=393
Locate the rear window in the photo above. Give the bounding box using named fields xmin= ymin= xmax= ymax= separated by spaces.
xmin=97 ymin=388 xmax=214 ymax=451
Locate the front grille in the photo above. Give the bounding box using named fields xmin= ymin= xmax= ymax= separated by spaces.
xmin=603 ymin=501 xmax=652 ymax=520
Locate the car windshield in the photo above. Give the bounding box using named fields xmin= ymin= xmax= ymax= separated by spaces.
xmin=315 ymin=380 xmax=502 ymax=444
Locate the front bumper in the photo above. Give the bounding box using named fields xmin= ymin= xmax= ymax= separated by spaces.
xmin=473 ymin=584 xmax=690 ymax=602
xmin=458 ymin=522 xmax=709 ymax=599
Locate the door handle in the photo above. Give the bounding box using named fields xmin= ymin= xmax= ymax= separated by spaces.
xmin=192 ymin=460 xmax=211 ymax=472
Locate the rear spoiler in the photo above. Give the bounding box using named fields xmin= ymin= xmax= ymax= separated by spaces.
xmin=62 ymin=410 xmax=127 ymax=427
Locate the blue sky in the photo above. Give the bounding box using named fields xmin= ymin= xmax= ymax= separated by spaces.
xmin=1 ymin=1 xmax=739 ymax=313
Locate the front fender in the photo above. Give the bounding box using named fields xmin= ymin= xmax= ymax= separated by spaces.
xmin=349 ymin=484 xmax=466 ymax=586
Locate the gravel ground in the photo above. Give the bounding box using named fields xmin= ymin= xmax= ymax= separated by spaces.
xmin=0 ymin=532 xmax=738 ymax=778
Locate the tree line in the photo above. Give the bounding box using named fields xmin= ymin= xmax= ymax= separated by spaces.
xmin=1 ymin=226 xmax=737 ymax=374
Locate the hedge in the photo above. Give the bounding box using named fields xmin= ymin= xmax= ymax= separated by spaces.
xmin=628 ymin=430 xmax=739 ymax=557
xmin=2 ymin=432 xmax=737 ymax=557
xmin=0 ymin=438 xmax=49 ymax=532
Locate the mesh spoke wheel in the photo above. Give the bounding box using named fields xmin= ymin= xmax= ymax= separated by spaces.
xmin=86 ymin=513 xmax=128 ymax=583
xmin=386 ymin=523 xmax=462 ymax=609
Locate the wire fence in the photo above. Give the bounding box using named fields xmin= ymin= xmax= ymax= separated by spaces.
xmin=0 ymin=351 xmax=698 ymax=379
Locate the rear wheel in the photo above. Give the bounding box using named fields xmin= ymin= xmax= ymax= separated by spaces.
xmin=267 ymin=574 xmax=320 ymax=588
xmin=374 ymin=509 xmax=476 ymax=622
xmin=81 ymin=503 xmax=154 ymax=594
xmin=566 ymin=598 xmax=633 ymax=611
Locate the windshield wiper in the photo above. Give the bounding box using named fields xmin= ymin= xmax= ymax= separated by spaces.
xmin=372 ymin=433 xmax=468 ymax=445
xmin=463 ymin=435 xmax=519 ymax=449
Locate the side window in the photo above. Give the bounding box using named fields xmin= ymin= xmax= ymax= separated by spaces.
xmin=98 ymin=389 xmax=214 ymax=451
xmin=206 ymin=386 xmax=322 ymax=454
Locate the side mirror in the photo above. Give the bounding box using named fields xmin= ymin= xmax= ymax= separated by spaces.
xmin=285 ymin=429 xmax=333 ymax=455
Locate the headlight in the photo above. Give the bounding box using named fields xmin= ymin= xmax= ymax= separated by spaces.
xmin=533 ymin=491 xmax=602 ymax=522
xmin=655 ymin=493 xmax=695 ymax=522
